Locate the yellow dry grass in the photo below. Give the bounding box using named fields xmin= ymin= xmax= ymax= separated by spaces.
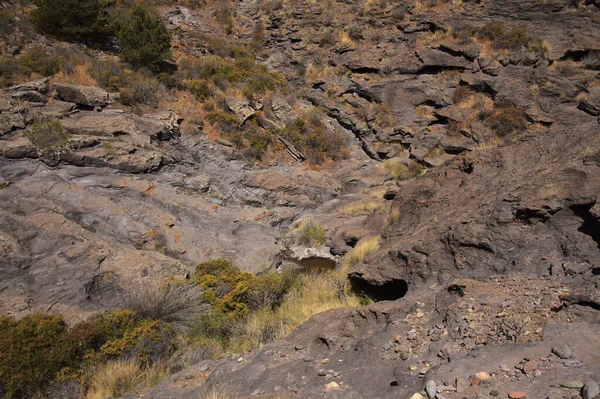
xmin=228 ymin=236 xmax=381 ymax=353
xmin=86 ymin=360 xmax=168 ymax=399
xmin=343 ymin=236 xmax=380 ymax=268
xmin=199 ymin=387 xmax=238 ymax=399
xmin=337 ymin=201 xmax=382 ymax=216
xmin=52 ymin=64 xmax=98 ymax=87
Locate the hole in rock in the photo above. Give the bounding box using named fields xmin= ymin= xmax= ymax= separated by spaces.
xmin=344 ymin=236 xmax=359 ymax=248
xmin=349 ymin=277 xmax=408 ymax=301
xmin=571 ymin=204 xmax=600 ymax=249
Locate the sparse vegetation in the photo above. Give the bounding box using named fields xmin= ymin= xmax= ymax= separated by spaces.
xmin=338 ymin=201 xmax=382 ymax=216
xmin=583 ymin=50 xmax=600 ymax=70
xmin=344 ymin=236 xmax=380 ymax=267
xmin=25 ymin=120 xmax=70 ymax=151
xmin=278 ymin=108 xmax=347 ymax=164
xmin=383 ymin=159 xmax=425 ymax=180
xmin=86 ymin=359 xmax=168 ymax=399
xmin=295 ymin=220 xmax=327 ymax=247
xmin=483 ymin=105 xmax=528 ymax=137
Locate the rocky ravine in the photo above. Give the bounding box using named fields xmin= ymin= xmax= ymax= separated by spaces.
xmin=1 ymin=0 xmax=600 ymax=397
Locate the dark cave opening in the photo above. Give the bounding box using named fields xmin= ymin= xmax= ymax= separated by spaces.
xmin=571 ymin=204 xmax=600 ymax=249
xmin=349 ymin=276 xmax=408 ymax=301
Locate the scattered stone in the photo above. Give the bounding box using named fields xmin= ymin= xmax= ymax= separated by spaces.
xmin=521 ymin=360 xmax=539 ymax=374
xmin=552 ymin=344 xmax=573 ymax=359
xmin=237 ymin=357 xmax=243 ymax=362
xmin=490 ymin=390 xmax=499 ymax=397
xmin=199 ymin=364 xmax=209 ymax=372
xmin=563 ymin=359 xmax=582 ymax=367
xmin=408 ymin=329 xmax=418 ymax=340
xmin=508 ymin=392 xmax=527 ymax=399
xmin=499 ymin=364 xmax=511 ymax=372
xmin=475 ymin=372 xmax=492 ymax=381
xmin=426 ymin=380 xmax=437 ymax=399
xmin=325 ymin=381 xmax=341 ymax=391
xmin=411 ymin=394 xmax=426 ymax=399
xmin=456 ymin=376 xmax=468 ymax=393
xmin=437 ymin=385 xmax=457 ymax=393
xmin=560 ymin=381 xmax=585 ymax=389
xmin=582 ymin=380 xmax=600 ymax=399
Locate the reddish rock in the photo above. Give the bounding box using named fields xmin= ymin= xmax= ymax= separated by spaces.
xmin=508 ymin=392 xmax=527 ymax=399
xmin=522 ymin=360 xmax=539 ymax=374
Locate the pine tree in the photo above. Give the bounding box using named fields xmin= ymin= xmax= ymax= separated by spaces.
xmin=31 ymin=0 xmax=114 ymax=43
xmin=116 ymin=5 xmax=171 ymax=69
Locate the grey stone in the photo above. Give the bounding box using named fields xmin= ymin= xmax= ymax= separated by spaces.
xmin=426 ymin=380 xmax=437 ymax=399
xmin=583 ymin=380 xmax=600 ymax=399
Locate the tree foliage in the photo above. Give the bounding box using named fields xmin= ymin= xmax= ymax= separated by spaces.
xmin=116 ymin=4 xmax=171 ymax=69
xmin=31 ymin=0 xmax=114 ymax=43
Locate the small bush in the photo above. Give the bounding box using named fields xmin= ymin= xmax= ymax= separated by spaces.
xmin=31 ymin=0 xmax=113 ymax=43
xmin=348 ymin=25 xmax=363 ymax=42
xmin=484 ymin=106 xmax=528 ymax=137
xmin=19 ymin=45 xmax=61 ymax=77
xmin=123 ymin=281 xmax=208 ymax=330
xmin=453 ymin=85 xmax=474 ymax=103
xmin=119 ymin=74 xmax=160 ymax=106
xmin=583 ymin=50 xmax=600 ymax=70
xmin=92 ymin=59 xmax=127 ymax=92
xmin=279 ymin=109 xmax=346 ymax=164
xmin=116 ymin=5 xmax=171 ymax=69
xmin=295 ymin=221 xmax=326 ymax=247
xmin=528 ymin=38 xmax=552 ymax=58
xmin=25 ymin=120 xmax=69 ymax=151
xmin=0 ymin=57 xmax=20 ymax=87
xmin=0 ymin=314 xmax=86 ymax=398
xmin=100 ymin=319 xmax=175 ymax=364
xmin=383 ymin=159 xmax=424 ymax=180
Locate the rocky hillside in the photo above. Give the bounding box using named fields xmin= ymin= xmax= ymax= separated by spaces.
xmin=0 ymin=0 xmax=600 ymax=398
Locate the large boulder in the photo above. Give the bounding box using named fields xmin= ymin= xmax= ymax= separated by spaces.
xmin=52 ymin=84 xmax=113 ymax=108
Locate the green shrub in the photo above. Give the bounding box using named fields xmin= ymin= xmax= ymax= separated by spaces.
xmin=116 ymin=4 xmax=171 ymax=69
xmin=0 ymin=314 xmax=87 ymax=398
xmin=19 ymin=45 xmax=60 ymax=77
xmin=119 ymin=74 xmax=160 ymax=106
xmin=278 ymin=108 xmax=345 ymax=164
xmin=25 ymin=120 xmax=70 ymax=151
xmin=187 ymin=79 xmax=215 ymax=101
xmin=92 ymin=59 xmax=127 ymax=92
xmin=100 ymin=319 xmax=175 ymax=365
xmin=245 ymin=128 xmax=272 ymax=160
xmin=0 ymin=57 xmax=19 ymax=87
xmin=31 ymin=0 xmax=113 ymax=43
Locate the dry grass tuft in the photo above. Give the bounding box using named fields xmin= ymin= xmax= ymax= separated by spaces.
xmin=343 ymin=236 xmax=380 ymax=268
xmin=86 ymin=360 xmax=168 ymax=399
xmin=383 ymin=159 xmax=425 ymax=181
xmin=294 ymin=220 xmax=326 ymax=247
xmin=123 ymin=281 xmax=208 ymax=330
xmin=199 ymin=387 xmax=238 ymax=399
xmin=337 ymin=201 xmax=382 ymax=216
